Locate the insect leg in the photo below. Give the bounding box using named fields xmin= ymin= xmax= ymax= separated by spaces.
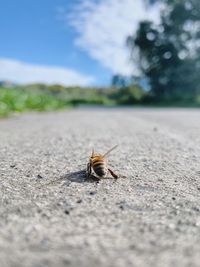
xmin=87 ymin=163 xmax=92 ymax=178
xmin=108 ymin=168 xmax=118 ymax=179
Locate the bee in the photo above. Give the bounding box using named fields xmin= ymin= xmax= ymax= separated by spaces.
xmin=87 ymin=145 xmax=118 ymax=179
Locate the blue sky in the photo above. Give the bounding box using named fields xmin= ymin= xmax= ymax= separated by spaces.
xmin=0 ymin=0 xmax=160 ymax=86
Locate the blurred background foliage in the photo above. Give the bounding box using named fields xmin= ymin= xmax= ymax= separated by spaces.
xmin=1 ymin=0 xmax=200 ymax=117
xmin=0 ymin=84 xmax=146 ymax=117
xmin=127 ymin=0 xmax=200 ymax=102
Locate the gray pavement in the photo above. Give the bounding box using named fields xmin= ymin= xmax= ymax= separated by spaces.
xmin=1 ymin=108 xmax=200 ymax=267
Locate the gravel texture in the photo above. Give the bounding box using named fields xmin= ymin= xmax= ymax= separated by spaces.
xmin=1 ymin=108 xmax=200 ymax=267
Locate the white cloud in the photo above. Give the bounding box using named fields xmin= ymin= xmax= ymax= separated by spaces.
xmin=0 ymin=58 xmax=95 ymax=86
xmin=68 ymin=0 xmax=161 ymax=76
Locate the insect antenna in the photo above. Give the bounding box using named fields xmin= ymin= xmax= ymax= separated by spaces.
xmin=103 ymin=145 xmax=118 ymax=157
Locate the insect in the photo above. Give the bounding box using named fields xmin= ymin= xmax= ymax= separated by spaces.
xmin=87 ymin=145 xmax=119 ymax=179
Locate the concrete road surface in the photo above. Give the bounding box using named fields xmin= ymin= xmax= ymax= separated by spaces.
xmin=1 ymin=108 xmax=200 ymax=267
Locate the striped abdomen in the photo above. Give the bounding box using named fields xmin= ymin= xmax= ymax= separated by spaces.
xmin=92 ymin=157 xmax=107 ymax=177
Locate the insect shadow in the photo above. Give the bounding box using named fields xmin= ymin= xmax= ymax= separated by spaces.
xmin=60 ymin=169 xmax=100 ymax=184
xmin=46 ymin=167 xmax=121 ymax=187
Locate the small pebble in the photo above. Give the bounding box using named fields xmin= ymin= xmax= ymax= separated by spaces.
xmin=64 ymin=209 xmax=70 ymax=215
xmin=119 ymin=204 xmax=125 ymax=210
xmin=10 ymin=164 xmax=16 ymax=168
xmin=89 ymin=191 xmax=96 ymax=195
xmin=192 ymin=207 xmax=200 ymax=212
xmin=117 ymin=201 xmax=127 ymax=210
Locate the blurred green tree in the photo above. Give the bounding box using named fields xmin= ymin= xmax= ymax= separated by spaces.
xmin=112 ymin=74 xmax=129 ymax=88
xmin=127 ymin=0 xmax=200 ymax=101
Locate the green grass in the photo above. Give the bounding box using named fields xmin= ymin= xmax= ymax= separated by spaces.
xmin=0 ymin=87 xmax=70 ymax=117
xmin=0 ymin=85 xmax=119 ymax=117
xmin=1 ymin=85 xmax=200 ymax=118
